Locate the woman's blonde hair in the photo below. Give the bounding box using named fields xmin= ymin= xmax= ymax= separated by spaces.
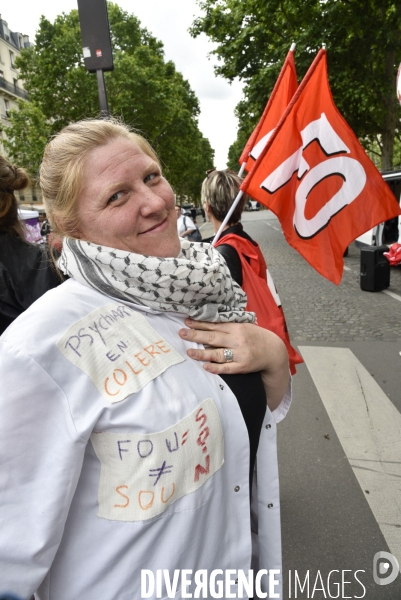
xmin=201 ymin=169 xmax=248 ymax=225
xmin=0 ymin=155 xmax=29 ymax=238
xmin=39 ymin=118 xmax=160 ymax=238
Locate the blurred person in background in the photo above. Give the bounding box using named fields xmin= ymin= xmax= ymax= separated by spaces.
xmin=0 ymin=155 xmax=62 ymax=335
xmin=201 ymin=168 xmax=302 ymax=375
xmin=39 ymin=213 xmax=52 ymax=243
xmin=175 ymin=204 xmax=201 ymax=241
xmin=190 ymin=206 xmax=197 ymax=223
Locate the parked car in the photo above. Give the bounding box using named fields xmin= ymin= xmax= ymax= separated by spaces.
xmin=180 ymin=202 xmax=194 ymax=217
xmin=248 ymin=200 xmax=260 ymax=211
xmin=356 ymin=168 xmax=401 ymax=247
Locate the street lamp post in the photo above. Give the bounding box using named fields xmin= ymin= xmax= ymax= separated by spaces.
xmin=77 ymin=0 xmax=114 ymax=118
xmin=96 ymin=69 xmax=109 ymax=117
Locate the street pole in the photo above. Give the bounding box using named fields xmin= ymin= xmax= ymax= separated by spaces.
xmin=96 ymin=69 xmax=109 ymax=118
xmin=77 ymin=0 xmax=114 ymax=118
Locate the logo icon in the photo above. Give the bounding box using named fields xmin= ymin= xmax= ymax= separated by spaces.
xmin=260 ymin=113 xmax=367 ymax=239
xmin=373 ymin=551 xmax=400 ymax=585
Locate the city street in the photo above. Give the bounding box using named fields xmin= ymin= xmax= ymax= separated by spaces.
xmin=200 ymin=210 xmax=401 ymax=599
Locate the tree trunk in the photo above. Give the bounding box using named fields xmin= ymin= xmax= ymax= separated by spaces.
xmin=381 ymin=49 xmax=398 ymax=170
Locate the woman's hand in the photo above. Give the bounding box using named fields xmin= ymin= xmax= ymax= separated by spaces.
xmin=179 ymin=319 xmax=290 ymax=412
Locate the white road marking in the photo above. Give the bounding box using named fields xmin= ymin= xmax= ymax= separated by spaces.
xmin=299 ymin=346 xmax=401 ymax=565
xmin=343 ymin=266 xmax=351 ymax=271
xmin=382 ymin=289 xmax=401 ymax=302
xmin=272 ymin=226 xmax=280 ymax=232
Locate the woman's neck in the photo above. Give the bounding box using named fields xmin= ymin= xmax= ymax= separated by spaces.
xmin=212 ymin=219 xmax=238 ymax=234
xmin=205 ymin=204 xmax=238 ymax=234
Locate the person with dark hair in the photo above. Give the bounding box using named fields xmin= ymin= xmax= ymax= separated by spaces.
xmin=39 ymin=213 xmax=52 ymax=242
xmin=0 ymin=155 xmax=61 ymax=335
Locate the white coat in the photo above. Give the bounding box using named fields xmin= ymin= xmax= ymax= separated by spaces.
xmin=0 ymin=278 xmax=291 ymax=599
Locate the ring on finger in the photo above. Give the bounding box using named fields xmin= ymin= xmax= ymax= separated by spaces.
xmin=223 ymin=349 xmax=234 ymax=363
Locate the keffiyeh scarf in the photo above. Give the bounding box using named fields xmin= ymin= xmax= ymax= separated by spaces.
xmin=59 ymin=238 xmax=255 ymax=323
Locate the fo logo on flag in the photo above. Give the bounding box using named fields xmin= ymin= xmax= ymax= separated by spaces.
xmin=261 ymin=113 xmax=366 ymax=239
xmin=241 ymin=49 xmax=401 ymax=284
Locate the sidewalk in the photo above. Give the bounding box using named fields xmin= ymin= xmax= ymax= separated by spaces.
xmin=198 ymin=220 xmax=214 ymax=240
xmin=200 ymin=216 xmax=401 ymax=300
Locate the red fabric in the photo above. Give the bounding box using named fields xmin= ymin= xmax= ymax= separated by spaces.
xmin=216 ymin=233 xmax=303 ymax=375
xmin=384 ymin=243 xmax=401 ymax=266
xmin=239 ymin=49 xmax=298 ymax=173
xmin=241 ymin=50 xmax=401 ymax=285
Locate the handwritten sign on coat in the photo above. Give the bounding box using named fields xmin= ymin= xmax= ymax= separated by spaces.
xmin=57 ymin=303 xmax=184 ymax=403
xmin=91 ymin=398 xmax=224 ymax=521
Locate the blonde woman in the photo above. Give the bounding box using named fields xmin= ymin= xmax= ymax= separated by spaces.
xmin=0 ymin=120 xmax=290 ymax=599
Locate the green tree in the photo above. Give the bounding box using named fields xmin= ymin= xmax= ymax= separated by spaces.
xmin=6 ymin=3 xmax=214 ymax=198
xmin=3 ymin=102 xmax=51 ymax=189
xmin=191 ymin=0 xmax=401 ymax=170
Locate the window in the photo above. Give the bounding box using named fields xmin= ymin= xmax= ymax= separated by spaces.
xmin=0 ymin=70 xmax=4 ymax=78
xmin=9 ymin=51 xmax=15 ymax=69
xmin=4 ymin=98 xmax=10 ymax=117
xmin=3 ymin=23 xmax=10 ymax=42
xmin=13 ymin=78 xmax=18 ymax=91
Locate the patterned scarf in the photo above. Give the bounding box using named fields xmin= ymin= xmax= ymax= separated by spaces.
xmin=59 ymin=238 xmax=255 ymax=323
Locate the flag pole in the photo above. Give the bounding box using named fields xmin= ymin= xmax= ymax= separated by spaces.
xmin=238 ymin=162 xmax=246 ymax=177
xmin=212 ymin=190 xmax=244 ymax=246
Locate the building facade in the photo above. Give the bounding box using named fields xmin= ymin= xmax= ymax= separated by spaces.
xmin=0 ymin=15 xmax=38 ymax=204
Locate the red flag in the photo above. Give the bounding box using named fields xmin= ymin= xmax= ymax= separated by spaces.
xmin=239 ymin=47 xmax=298 ymax=173
xmin=241 ymin=49 xmax=401 ymax=285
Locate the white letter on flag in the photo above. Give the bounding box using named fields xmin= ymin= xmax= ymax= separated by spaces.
xmin=294 ymin=156 xmax=366 ymax=238
xmin=260 ymin=113 xmax=366 ymax=238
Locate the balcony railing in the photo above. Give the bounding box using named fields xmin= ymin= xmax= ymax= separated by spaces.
xmin=0 ymin=77 xmax=28 ymax=100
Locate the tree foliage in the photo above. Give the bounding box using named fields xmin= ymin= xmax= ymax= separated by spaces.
xmin=6 ymin=3 xmax=214 ymax=200
xmin=191 ymin=0 xmax=401 ymax=169
xmin=3 ymin=102 xmax=51 ymax=180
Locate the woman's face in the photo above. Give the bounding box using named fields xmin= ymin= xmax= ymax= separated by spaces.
xmin=75 ymin=137 xmax=180 ymax=257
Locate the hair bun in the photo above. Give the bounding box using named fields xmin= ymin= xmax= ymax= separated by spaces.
xmin=0 ymin=158 xmax=29 ymax=192
xmin=9 ymin=165 xmax=29 ymax=191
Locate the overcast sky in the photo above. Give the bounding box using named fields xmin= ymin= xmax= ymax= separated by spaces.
xmin=2 ymin=0 xmax=244 ymax=168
